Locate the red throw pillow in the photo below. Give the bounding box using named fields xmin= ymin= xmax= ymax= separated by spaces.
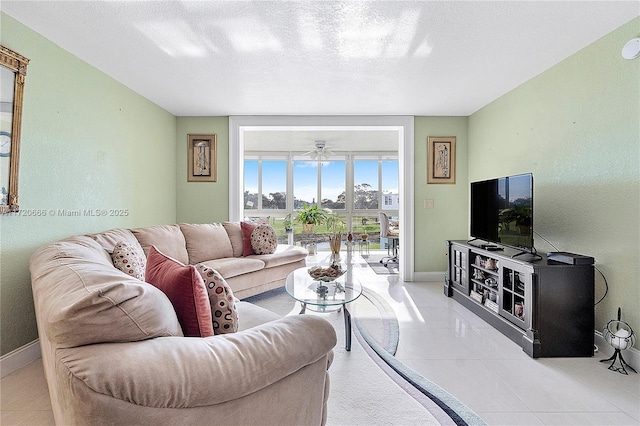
xmin=145 ymin=246 xmax=214 ymax=337
xmin=240 ymin=221 xmax=257 ymax=256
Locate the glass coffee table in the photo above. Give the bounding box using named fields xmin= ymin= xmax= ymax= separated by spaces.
xmin=285 ymin=266 xmax=363 ymax=351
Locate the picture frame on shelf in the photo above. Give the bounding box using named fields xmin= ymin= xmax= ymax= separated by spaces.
xmin=427 ymin=136 xmax=456 ymax=184
xmin=187 ymin=134 xmax=217 ymax=182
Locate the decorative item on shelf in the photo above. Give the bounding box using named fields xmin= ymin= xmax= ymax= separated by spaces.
xmin=485 ymin=277 xmax=498 ymax=287
xmin=484 ymin=298 xmax=499 ymax=313
xmin=514 ymin=302 xmax=525 ymax=320
xmin=601 ymin=307 xmax=637 ymax=375
xmin=470 ymin=290 xmax=484 ymax=304
xmin=485 ymin=258 xmax=497 ymax=270
xmin=473 ymin=269 xmax=485 ymax=280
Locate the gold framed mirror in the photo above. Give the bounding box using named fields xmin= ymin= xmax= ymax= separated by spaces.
xmin=1 ymin=45 xmax=29 ymax=214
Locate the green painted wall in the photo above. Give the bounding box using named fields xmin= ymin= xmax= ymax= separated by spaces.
xmin=176 ymin=117 xmax=230 ymax=223
xmin=468 ymin=18 xmax=640 ymax=345
xmin=0 ymin=14 xmax=177 ymax=356
xmin=413 ymin=117 xmax=469 ymax=273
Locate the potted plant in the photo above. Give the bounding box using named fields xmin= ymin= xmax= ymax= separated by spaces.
xmin=295 ymin=203 xmax=327 ymax=234
xmin=282 ymin=213 xmax=293 ymax=232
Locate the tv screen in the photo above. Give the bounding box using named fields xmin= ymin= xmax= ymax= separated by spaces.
xmin=470 ymin=173 xmax=533 ymax=252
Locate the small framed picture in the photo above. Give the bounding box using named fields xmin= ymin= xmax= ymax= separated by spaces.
xmin=427 ymin=136 xmax=456 ymax=184
xmin=187 ymin=134 xmax=217 ymax=182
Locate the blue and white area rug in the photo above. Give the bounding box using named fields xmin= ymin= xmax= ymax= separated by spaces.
xmin=244 ymin=287 xmax=485 ymax=426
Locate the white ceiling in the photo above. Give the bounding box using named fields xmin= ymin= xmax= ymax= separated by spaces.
xmin=2 ymin=1 xmax=638 ymax=118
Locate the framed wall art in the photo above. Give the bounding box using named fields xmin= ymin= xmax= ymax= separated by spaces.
xmin=427 ymin=136 xmax=456 ymax=184
xmin=187 ymin=134 xmax=217 ymax=182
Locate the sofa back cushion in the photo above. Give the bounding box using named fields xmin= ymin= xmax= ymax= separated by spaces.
xmin=89 ymin=228 xmax=143 ymax=254
xmin=29 ymin=236 xmax=183 ymax=349
xmin=179 ymin=223 xmax=233 ymax=264
xmin=146 ymin=246 xmax=215 ymax=337
xmin=132 ymin=224 xmax=189 ymax=265
xmin=222 ymin=221 xmax=244 ymax=257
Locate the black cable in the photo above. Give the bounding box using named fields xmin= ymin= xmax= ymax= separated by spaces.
xmin=594 ymin=266 xmax=609 ymax=306
xmin=533 ymin=230 xmax=608 ymax=306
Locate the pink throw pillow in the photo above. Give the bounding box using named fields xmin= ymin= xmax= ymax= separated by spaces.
xmin=145 ymin=246 xmax=214 ymax=337
xmin=240 ymin=221 xmax=257 ymax=256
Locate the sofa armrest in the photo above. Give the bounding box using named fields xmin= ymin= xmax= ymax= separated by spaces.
xmin=58 ymin=315 xmax=336 ymax=408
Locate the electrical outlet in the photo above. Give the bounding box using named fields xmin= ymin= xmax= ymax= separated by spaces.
xmin=424 ymin=199 xmax=434 ymax=209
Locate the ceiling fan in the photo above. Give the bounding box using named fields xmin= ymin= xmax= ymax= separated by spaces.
xmin=302 ymin=140 xmax=335 ymax=160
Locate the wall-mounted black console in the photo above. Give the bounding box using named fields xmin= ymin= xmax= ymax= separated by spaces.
xmin=445 ymin=240 xmax=595 ymax=358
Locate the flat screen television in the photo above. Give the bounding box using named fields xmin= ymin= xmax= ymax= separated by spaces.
xmin=470 ymin=173 xmax=534 ymax=253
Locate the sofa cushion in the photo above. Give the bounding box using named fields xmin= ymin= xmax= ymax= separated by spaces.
xmin=248 ymin=245 xmax=308 ymax=268
xmin=199 ymin=257 xmax=265 ymax=279
xmin=196 ymin=264 xmax=239 ymax=334
xmin=111 ymin=241 xmax=146 ymax=280
xmin=29 ymin=236 xmax=183 ymax=348
xmin=180 ymin=223 xmax=233 ymax=264
xmin=240 ymin=221 xmax=257 ymax=256
xmin=132 ymin=225 xmax=189 ymax=265
xmin=235 ymin=301 xmax=280 ymax=331
xmin=250 ymin=224 xmax=278 ymax=255
xmin=89 ymin=228 xmax=142 ymax=254
xmin=146 ymin=246 xmax=214 ymax=337
xmin=222 ymin=221 xmax=244 ymax=257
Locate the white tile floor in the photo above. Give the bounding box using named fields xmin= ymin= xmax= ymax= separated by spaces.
xmin=2 ymin=254 xmax=639 ymax=425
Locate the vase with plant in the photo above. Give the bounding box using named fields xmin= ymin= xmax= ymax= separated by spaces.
xmin=295 ymin=203 xmax=327 ymax=234
xmin=282 ymin=213 xmax=293 ymax=232
xmin=326 ymin=211 xmax=346 ymax=264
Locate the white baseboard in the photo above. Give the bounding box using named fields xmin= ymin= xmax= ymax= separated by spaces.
xmin=1 ymin=339 xmax=41 ymax=378
xmin=413 ymin=271 xmax=445 ymax=282
xmin=595 ymin=331 xmax=639 ymax=372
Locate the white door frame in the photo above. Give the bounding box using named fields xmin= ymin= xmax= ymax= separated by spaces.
xmin=229 ymin=116 xmax=415 ymax=281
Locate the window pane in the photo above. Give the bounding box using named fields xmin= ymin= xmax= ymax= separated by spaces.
xmin=321 ymin=161 xmax=346 ymax=210
xmin=382 ymin=160 xmax=399 ymax=210
xmin=261 ymin=160 xmax=287 ymax=209
xmin=352 ymin=215 xmax=381 ymax=247
xmin=244 ymin=160 xmax=258 ymax=210
xmin=293 ymin=161 xmax=318 ymax=208
xmin=353 ymin=160 xmax=379 ymax=210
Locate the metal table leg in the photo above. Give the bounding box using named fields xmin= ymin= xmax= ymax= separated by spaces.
xmin=344 ymin=304 xmax=351 ymax=351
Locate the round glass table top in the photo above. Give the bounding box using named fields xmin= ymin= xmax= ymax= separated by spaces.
xmin=285 ymin=265 xmax=363 ymax=309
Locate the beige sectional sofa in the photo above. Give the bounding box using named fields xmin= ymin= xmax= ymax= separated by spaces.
xmin=30 ymin=223 xmax=336 ymax=425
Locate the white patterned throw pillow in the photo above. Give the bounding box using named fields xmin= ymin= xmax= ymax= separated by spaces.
xmin=195 ymin=264 xmax=239 ymax=334
xmin=250 ymin=224 xmax=278 ymax=255
xmin=111 ymin=241 xmax=146 ymax=280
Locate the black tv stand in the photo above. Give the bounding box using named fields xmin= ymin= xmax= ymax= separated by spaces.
xmin=445 ymin=240 xmax=595 ymax=358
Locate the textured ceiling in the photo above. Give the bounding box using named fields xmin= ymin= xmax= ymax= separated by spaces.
xmin=1 ymin=1 xmax=638 ymax=117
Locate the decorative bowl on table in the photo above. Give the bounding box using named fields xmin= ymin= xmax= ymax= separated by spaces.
xmin=308 ymin=265 xmax=345 ymax=282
